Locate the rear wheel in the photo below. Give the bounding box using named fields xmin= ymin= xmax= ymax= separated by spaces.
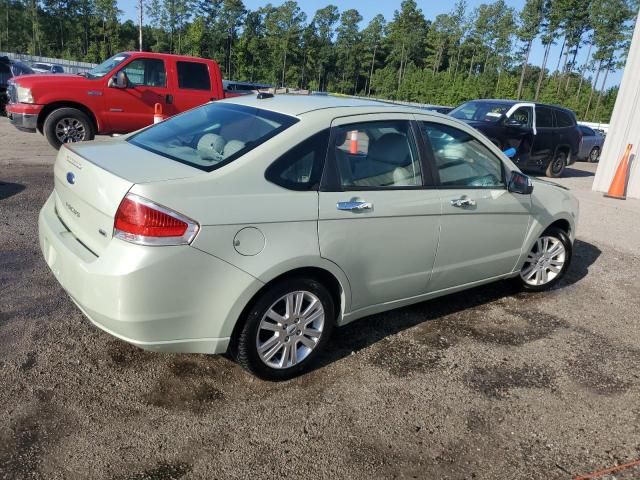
xmin=518 ymin=227 xmax=572 ymax=291
xmin=588 ymin=146 xmax=600 ymax=163
xmin=545 ymin=151 xmax=567 ymax=178
xmin=232 ymin=277 xmax=335 ymax=380
xmin=43 ymin=107 xmax=95 ymax=150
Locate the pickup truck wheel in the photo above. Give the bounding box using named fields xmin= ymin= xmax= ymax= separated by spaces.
xmin=43 ymin=108 xmax=95 ymax=150
xmin=545 ymin=151 xmax=567 ymax=178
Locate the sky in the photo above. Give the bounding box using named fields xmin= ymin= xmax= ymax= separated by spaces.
xmin=118 ymin=0 xmax=624 ymax=88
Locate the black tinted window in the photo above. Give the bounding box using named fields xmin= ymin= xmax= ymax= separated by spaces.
xmin=265 ymin=130 xmax=329 ymax=190
xmin=555 ymin=110 xmax=575 ymax=127
xmin=177 ymin=62 xmax=211 ymax=90
xmin=536 ymin=107 xmax=554 ymax=128
xmin=580 ymin=125 xmax=596 ymax=136
xmin=123 ymin=58 xmax=166 ymax=86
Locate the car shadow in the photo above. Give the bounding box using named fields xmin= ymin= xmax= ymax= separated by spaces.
xmin=312 ymin=239 xmax=601 ymax=372
xmin=0 ymin=182 xmax=26 ymax=201
xmin=531 ymin=167 xmax=595 ymax=179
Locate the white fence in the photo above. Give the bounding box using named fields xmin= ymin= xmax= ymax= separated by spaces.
xmin=0 ymin=51 xmax=96 ymax=74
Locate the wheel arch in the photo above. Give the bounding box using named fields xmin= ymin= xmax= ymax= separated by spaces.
xmin=37 ymin=101 xmax=100 ymax=134
xmin=228 ymin=264 xmax=350 ymax=349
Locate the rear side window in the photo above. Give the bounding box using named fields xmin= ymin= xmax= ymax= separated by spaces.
xmin=331 ymin=120 xmax=422 ymax=189
xmin=265 ymin=130 xmax=329 ymax=190
xmin=555 ymin=110 xmax=575 ymax=127
xmin=128 ymin=103 xmax=298 ymax=172
xmin=123 ymin=58 xmax=166 ymax=87
xmin=536 ymin=107 xmax=554 ymax=128
xmin=177 ymin=62 xmax=211 ymax=90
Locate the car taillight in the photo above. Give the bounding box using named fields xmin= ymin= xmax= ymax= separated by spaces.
xmin=114 ymin=193 xmax=199 ymax=246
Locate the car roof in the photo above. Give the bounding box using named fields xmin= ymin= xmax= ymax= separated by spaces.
xmin=220 ymin=94 xmax=420 ymax=117
xmin=462 ymin=98 xmax=575 ymax=113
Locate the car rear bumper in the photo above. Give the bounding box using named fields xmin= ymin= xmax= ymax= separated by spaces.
xmin=6 ymin=103 xmax=42 ymax=132
xmin=38 ymin=193 xmax=260 ymax=354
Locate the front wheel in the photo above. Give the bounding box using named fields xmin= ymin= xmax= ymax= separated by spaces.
xmin=43 ymin=107 xmax=95 ymax=150
xmin=545 ymin=151 xmax=567 ymax=178
xmin=518 ymin=227 xmax=572 ymax=291
xmin=232 ymin=277 xmax=335 ymax=380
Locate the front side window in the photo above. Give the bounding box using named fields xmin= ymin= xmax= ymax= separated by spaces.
xmin=177 ymin=61 xmax=211 ymax=90
xmin=123 ymin=58 xmax=166 ymax=87
xmin=509 ymin=106 xmax=533 ymax=127
xmin=536 ymin=107 xmax=554 ymax=128
xmin=332 ymin=120 xmax=422 ymax=189
xmin=265 ymin=129 xmax=329 ymax=190
xmin=422 ymin=122 xmax=504 ymax=188
xmin=128 ymin=103 xmax=298 ymax=172
xmin=86 ymin=53 xmax=129 ymax=79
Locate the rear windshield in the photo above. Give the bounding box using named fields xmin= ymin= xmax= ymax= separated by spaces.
xmin=128 ymin=103 xmax=299 ymax=172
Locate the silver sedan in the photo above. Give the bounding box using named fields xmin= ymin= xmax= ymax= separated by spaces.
xmin=578 ymin=125 xmax=605 ymax=162
xmin=39 ymin=95 xmax=579 ymax=380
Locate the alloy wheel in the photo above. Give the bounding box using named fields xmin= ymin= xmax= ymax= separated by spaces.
xmin=256 ymin=290 xmax=325 ymax=369
xmin=589 ymin=147 xmax=600 ymax=163
xmin=551 ymin=154 xmax=565 ymax=175
xmin=520 ymin=236 xmax=566 ymax=286
xmin=55 ymin=117 xmax=87 ymax=143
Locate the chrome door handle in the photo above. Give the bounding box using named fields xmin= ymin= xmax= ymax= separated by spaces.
xmin=450 ymin=197 xmax=476 ymax=208
xmin=337 ymin=201 xmax=373 ymax=211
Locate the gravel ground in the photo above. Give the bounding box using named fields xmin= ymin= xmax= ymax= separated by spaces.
xmin=1 ymin=119 xmax=639 ymax=480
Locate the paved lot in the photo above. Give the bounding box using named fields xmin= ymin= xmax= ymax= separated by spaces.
xmin=1 ymin=118 xmax=639 ymax=480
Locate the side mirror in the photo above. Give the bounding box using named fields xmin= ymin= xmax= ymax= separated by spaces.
xmin=508 ymin=171 xmax=534 ymax=195
xmin=108 ymin=70 xmax=129 ymax=89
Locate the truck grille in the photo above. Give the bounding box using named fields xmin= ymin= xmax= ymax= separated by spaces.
xmin=7 ymin=83 xmax=16 ymax=104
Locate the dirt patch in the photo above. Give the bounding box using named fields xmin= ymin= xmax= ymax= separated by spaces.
xmin=466 ymin=364 xmax=557 ymax=399
xmin=117 ymin=462 xmax=192 ymax=480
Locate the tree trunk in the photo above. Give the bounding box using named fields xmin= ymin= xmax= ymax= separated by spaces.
xmin=367 ymin=42 xmax=377 ymax=96
xmin=554 ymin=37 xmax=566 ymax=75
xmin=282 ymin=45 xmax=287 ymax=87
xmin=452 ymin=47 xmax=462 ymax=82
xmin=535 ymin=41 xmax=551 ymax=101
xmin=556 ymin=40 xmax=570 ymax=96
xmin=517 ymin=40 xmax=532 ymax=100
xmin=397 ymin=41 xmax=405 ymax=93
xmin=468 ymin=47 xmax=476 ymax=77
xmin=138 ymin=0 xmax=143 ymax=51
xmin=593 ymin=63 xmax=611 ymax=122
xmin=584 ymin=59 xmax=603 ymax=119
xmin=575 ymin=41 xmax=592 ymax=101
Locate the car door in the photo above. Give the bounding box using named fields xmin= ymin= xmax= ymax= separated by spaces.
xmin=318 ymin=114 xmax=441 ymax=312
xmin=502 ymin=103 xmax=535 ymax=167
xmin=417 ymin=120 xmax=531 ymax=292
xmin=530 ymin=105 xmax=556 ymax=165
xmin=102 ymin=57 xmax=173 ymax=133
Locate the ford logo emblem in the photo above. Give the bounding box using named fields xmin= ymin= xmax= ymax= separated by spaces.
xmin=66 ymin=172 xmax=76 ymax=185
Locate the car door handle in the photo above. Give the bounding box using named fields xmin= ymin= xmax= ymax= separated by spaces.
xmin=337 ymin=201 xmax=373 ymax=211
xmin=450 ymin=197 xmax=476 ymax=208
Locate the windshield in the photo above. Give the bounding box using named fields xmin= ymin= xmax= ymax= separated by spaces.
xmin=86 ymin=53 xmax=129 ymax=79
xmin=450 ymin=101 xmax=511 ymax=123
xmin=128 ymin=103 xmax=299 ymax=172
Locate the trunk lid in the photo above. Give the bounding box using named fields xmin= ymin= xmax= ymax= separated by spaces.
xmin=53 ymin=140 xmax=203 ymax=256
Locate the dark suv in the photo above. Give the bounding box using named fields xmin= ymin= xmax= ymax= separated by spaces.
xmin=1 ymin=56 xmax=35 ymax=116
xmin=449 ymin=99 xmax=581 ymax=177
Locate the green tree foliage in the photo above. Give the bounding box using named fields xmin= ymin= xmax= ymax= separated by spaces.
xmin=0 ymin=0 xmax=636 ymax=122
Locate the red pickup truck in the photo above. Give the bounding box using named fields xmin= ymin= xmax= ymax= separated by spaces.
xmin=6 ymin=51 xmax=224 ymax=149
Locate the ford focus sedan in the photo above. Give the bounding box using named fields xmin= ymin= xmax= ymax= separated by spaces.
xmin=39 ymin=95 xmax=578 ymax=380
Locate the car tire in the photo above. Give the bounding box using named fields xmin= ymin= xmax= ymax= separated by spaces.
xmin=43 ymin=107 xmax=95 ymax=150
xmin=545 ymin=151 xmax=567 ymax=178
xmin=232 ymin=277 xmax=335 ymax=380
xmin=517 ymin=226 xmax=572 ymax=292
xmin=588 ymin=146 xmax=600 ymax=163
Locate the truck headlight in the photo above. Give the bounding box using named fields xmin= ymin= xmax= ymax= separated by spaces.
xmin=16 ymin=85 xmax=34 ymax=104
